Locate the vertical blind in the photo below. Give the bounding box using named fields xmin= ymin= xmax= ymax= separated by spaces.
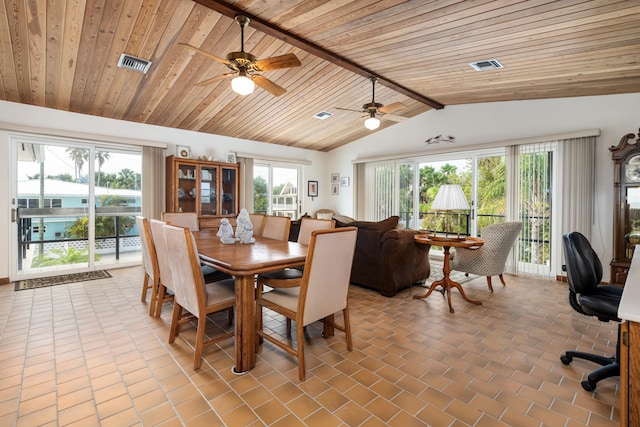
xmin=360 ymin=159 xmax=396 ymax=221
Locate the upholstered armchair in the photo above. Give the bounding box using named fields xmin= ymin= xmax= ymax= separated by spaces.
xmin=450 ymin=221 xmax=522 ymax=291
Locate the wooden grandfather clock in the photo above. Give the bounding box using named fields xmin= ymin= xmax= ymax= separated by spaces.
xmin=610 ymin=127 xmax=640 ymax=286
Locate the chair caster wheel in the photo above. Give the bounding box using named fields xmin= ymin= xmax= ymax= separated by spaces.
xmin=581 ymin=380 xmax=596 ymax=392
xmin=560 ymin=354 xmax=572 ymax=365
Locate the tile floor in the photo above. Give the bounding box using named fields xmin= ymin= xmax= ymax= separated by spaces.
xmin=0 ymin=266 xmax=620 ymax=426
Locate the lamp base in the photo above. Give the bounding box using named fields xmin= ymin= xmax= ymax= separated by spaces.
xmin=427 ymin=233 xmax=466 ymax=242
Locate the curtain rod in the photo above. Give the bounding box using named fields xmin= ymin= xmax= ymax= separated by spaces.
xmin=352 ymin=129 xmax=600 ymax=164
xmin=0 ymin=121 xmax=168 ymax=149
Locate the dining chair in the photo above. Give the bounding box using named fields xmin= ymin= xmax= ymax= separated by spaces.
xmin=262 ymin=215 xmax=291 ymax=241
xmin=162 ymin=211 xmax=199 ymax=231
xmin=136 ymin=216 xmax=160 ymax=316
xmin=163 ymin=223 xmax=236 ymax=369
xmin=256 ymin=227 xmax=358 ymax=380
xmin=150 ymin=219 xmax=233 ymax=318
xmin=249 ymin=213 xmax=266 ymax=237
xmin=149 ymin=219 xmax=177 ymax=318
xmin=257 ymin=218 xmax=335 ymax=288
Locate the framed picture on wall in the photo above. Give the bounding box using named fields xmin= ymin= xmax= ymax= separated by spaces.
xmin=308 ymin=180 xmax=318 ymax=198
xmin=331 ymin=184 xmax=339 ymax=195
xmin=340 ymin=177 xmax=350 ymax=187
xmin=225 ymin=152 xmax=237 ymax=163
xmin=331 ymin=173 xmax=340 ymax=184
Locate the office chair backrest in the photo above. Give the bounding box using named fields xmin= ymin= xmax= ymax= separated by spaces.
xmin=562 ymin=231 xmax=602 ymax=295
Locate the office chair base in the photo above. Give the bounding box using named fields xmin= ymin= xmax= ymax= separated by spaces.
xmin=560 ymin=350 xmax=619 ymax=391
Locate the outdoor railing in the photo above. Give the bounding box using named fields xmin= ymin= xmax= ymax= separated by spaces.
xmin=17 ymin=206 xmax=142 ymax=270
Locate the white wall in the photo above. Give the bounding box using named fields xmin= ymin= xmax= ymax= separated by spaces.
xmin=2 ymin=93 xmax=639 ymax=280
xmin=328 ymin=92 xmax=640 ymax=269
xmin=0 ymin=100 xmax=328 ymax=281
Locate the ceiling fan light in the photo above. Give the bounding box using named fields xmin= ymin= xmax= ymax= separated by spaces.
xmin=231 ymin=73 xmax=254 ymax=95
xmin=364 ymin=116 xmax=380 ymax=130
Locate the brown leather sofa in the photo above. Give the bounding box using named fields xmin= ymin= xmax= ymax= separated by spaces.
xmin=335 ymin=216 xmax=431 ymax=297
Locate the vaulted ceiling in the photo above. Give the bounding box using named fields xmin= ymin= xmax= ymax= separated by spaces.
xmin=1 ymin=1 xmax=639 ymax=152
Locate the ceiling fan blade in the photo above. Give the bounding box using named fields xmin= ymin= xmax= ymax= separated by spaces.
xmin=254 ymin=53 xmax=301 ymax=71
xmin=253 ymin=75 xmax=287 ymax=96
xmin=379 ymin=102 xmax=406 ymax=114
xmin=334 ymin=107 xmax=363 ymax=113
xmin=382 ymin=113 xmax=409 ymax=122
xmin=180 ymin=43 xmax=230 ymax=65
xmin=195 ymin=72 xmax=235 ymax=86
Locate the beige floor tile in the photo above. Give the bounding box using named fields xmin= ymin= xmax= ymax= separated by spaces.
xmin=0 ymin=266 xmax=621 ymax=426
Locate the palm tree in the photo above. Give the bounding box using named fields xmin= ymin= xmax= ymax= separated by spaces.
xmin=66 ymin=148 xmax=88 ymax=182
xmin=95 ymin=151 xmax=110 ymax=187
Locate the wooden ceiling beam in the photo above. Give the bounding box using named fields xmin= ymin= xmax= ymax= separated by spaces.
xmin=192 ymin=0 xmax=445 ymax=110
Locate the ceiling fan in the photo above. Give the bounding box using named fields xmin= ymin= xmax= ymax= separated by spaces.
xmin=335 ymin=77 xmax=408 ymax=130
xmin=180 ymin=15 xmax=301 ymax=96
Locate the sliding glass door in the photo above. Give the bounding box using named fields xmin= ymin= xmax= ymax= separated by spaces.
xmin=11 ymin=138 xmax=142 ymax=279
xmin=399 ymin=149 xmax=506 ymax=235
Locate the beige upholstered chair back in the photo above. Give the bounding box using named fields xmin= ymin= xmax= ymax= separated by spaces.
xmin=136 ymin=216 xmax=157 ymax=281
xmin=314 ymin=209 xmax=334 ymax=220
xmin=162 ymin=224 xmax=205 ymax=317
xmin=262 ymin=216 xmax=291 ymax=241
xmin=297 ymin=218 xmax=335 ymax=245
xmin=249 ymin=214 xmax=266 ymax=237
xmin=162 ymin=212 xmax=199 ymax=231
xmin=300 ymin=227 xmax=357 ymax=326
xmin=149 ymin=219 xmax=173 ymax=292
xmin=451 ymin=221 xmax=523 ymax=278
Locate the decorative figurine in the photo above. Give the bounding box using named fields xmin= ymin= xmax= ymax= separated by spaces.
xmin=235 ymin=208 xmax=255 ymax=244
xmin=217 ymin=218 xmax=236 ymax=244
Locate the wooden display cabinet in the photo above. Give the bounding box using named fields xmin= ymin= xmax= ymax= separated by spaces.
xmin=609 ymin=128 xmax=640 ymax=286
xmin=165 ymin=155 xmax=239 ymax=229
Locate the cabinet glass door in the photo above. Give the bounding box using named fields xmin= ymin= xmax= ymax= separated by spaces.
xmin=178 ymin=164 xmax=197 ymax=213
xmin=200 ymin=166 xmax=218 ymax=216
xmin=221 ymin=167 xmax=237 ymax=216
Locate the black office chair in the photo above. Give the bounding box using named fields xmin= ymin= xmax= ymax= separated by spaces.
xmin=560 ymin=231 xmax=623 ymax=391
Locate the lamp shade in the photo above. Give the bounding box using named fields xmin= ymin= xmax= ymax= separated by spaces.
xmin=431 ymin=184 xmax=470 ymax=211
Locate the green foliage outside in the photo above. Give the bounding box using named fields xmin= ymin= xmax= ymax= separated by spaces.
xmin=66 ymin=196 xmax=135 ymax=238
xmin=31 ymin=246 xmax=99 ymax=267
xmin=254 ymin=176 xmax=268 ymax=213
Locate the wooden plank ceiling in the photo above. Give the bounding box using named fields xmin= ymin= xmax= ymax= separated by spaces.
xmin=1 ymin=0 xmax=639 ymax=152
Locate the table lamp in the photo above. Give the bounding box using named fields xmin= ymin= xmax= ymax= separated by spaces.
xmin=430 ymin=184 xmax=470 ymax=241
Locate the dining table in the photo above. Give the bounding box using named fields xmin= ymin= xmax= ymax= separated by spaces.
xmin=193 ymin=230 xmax=307 ymax=373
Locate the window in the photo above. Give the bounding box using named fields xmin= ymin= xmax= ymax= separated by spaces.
xmin=253 ymin=163 xmax=300 ymax=218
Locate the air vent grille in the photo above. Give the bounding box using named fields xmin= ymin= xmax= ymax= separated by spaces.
xmin=469 ymin=59 xmax=503 ymax=71
xmin=313 ymin=111 xmax=333 ymax=120
xmin=117 ymin=53 xmax=152 ymax=74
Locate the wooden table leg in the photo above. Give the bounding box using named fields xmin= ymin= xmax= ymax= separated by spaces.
xmin=233 ymin=275 xmax=256 ymax=373
xmin=322 ymin=314 xmax=335 ymax=337
xmin=414 ymin=246 xmax=482 ymax=313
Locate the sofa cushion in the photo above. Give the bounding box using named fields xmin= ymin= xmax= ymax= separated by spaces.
xmin=355 ymin=216 xmax=399 ymax=232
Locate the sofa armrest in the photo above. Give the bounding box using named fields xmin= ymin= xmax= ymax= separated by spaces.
xmin=377 ymin=229 xmax=431 ymax=296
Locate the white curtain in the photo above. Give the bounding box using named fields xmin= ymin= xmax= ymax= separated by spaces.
xmin=142 ymin=146 xmax=165 ymax=219
xmin=558 ymin=136 xmax=595 ymax=237
xmin=505 ymin=145 xmax=519 ymax=273
xmin=357 ymin=159 xmax=396 ymax=221
xmin=238 ymin=156 xmax=254 ymax=212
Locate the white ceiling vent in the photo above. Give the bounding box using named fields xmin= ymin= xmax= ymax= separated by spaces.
xmin=117 ymin=53 xmax=152 ymax=74
xmin=313 ymin=111 xmax=333 ymax=120
xmin=469 ymin=59 xmax=503 ymax=71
